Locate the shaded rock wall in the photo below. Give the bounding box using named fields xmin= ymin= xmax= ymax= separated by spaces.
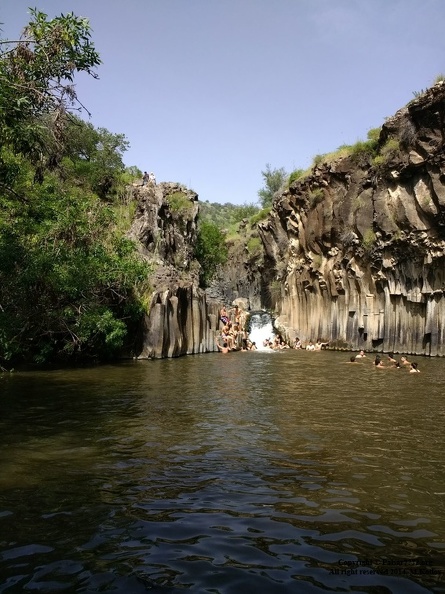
xmin=139 ymin=284 xmax=220 ymax=359
xmin=257 ymin=82 xmax=445 ymax=355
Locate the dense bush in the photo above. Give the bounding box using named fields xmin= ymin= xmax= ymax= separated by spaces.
xmin=194 ymin=221 xmax=228 ymax=288
xmin=0 ymin=11 xmax=150 ymax=368
xmin=288 ymin=168 xmax=305 ymax=185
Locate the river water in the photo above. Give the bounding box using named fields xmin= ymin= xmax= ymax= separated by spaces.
xmin=0 ymin=349 xmax=444 ymax=593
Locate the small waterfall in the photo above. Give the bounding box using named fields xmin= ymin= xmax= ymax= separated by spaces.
xmin=247 ymin=311 xmax=274 ymax=350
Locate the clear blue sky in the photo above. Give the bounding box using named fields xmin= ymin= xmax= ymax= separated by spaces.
xmin=2 ymin=0 xmax=445 ymax=205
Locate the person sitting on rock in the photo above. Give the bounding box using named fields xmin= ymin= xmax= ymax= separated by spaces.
xmin=220 ymin=325 xmax=234 ymax=350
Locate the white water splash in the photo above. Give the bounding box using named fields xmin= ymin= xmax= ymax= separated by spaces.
xmin=248 ymin=312 xmax=274 ymax=351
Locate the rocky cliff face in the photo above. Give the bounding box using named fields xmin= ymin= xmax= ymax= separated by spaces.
xmin=129 ymin=182 xmax=221 ymax=358
xmin=257 ymin=82 xmax=445 ymax=355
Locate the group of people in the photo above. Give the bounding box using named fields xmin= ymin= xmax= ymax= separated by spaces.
xmin=141 ymin=171 xmax=156 ymax=186
xmin=216 ymin=305 xmax=331 ymax=354
xmin=297 ymin=338 xmax=329 ymax=351
xmin=216 ymin=306 xmax=256 ymax=353
xmin=263 ymin=336 xmax=290 ymax=350
xmin=215 ymin=307 xmax=421 ymax=372
xmin=351 ymin=350 xmax=420 ymax=373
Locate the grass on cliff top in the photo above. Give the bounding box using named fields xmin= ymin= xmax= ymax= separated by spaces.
xmin=311 ymin=127 xmax=381 ymax=169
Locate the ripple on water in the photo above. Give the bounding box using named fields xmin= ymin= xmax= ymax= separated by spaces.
xmin=0 ymin=353 xmax=444 ymax=592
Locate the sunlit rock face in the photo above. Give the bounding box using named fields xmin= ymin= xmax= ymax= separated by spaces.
xmin=256 ymin=82 xmax=445 ymax=355
xmin=130 ymin=181 xmax=199 ymax=278
xmin=129 ymin=182 xmax=221 ymax=358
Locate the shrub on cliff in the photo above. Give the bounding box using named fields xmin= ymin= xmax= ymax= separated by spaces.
xmin=167 ymin=191 xmax=195 ymax=218
xmin=288 ymin=169 xmax=306 ymax=185
xmin=372 ymin=138 xmax=400 ymax=167
xmin=194 ymin=221 xmax=228 ymax=288
xmin=258 ymin=164 xmax=288 ymax=208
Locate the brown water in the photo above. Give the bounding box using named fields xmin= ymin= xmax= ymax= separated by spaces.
xmin=0 ymin=350 xmax=444 ymax=593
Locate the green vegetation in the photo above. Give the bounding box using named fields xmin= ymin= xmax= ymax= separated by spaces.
xmin=412 ymin=74 xmax=445 ymax=98
xmin=0 ymin=11 xmax=150 ymax=369
xmin=246 ymin=236 xmax=262 ymax=256
xmin=372 ymin=138 xmax=400 ymax=167
xmin=258 ymin=164 xmax=288 ymax=208
xmin=199 ymin=200 xmax=260 ymax=228
xmin=288 ymin=168 xmax=305 ymax=185
xmin=312 ymin=128 xmax=381 ymax=169
xmin=362 ymin=228 xmax=377 ymax=250
xmin=249 ymin=207 xmax=270 ymax=225
xmin=59 ymin=116 xmax=132 ymax=199
xmin=269 ymin=280 xmax=282 ymax=301
xmin=194 ymin=221 xmax=228 ymax=288
xmin=167 ymin=191 xmax=195 ymax=217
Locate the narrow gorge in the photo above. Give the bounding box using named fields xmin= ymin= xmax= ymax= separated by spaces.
xmin=134 ymin=82 xmax=445 ymax=358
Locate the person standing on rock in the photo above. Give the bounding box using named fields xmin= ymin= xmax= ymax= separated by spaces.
xmin=149 ymin=172 xmax=156 ymax=185
xmin=220 ymin=306 xmax=229 ymax=327
xmin=142 ymin=171 xmax=149 ymax=186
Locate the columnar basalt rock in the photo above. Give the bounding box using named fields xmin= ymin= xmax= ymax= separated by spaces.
xmin=139 ymin=284 xmax=220 ymax=359
xmin=256 ymin=83 xmax=445 ymax=355
xmin=129 ymin=182 xmax=221 ymax=358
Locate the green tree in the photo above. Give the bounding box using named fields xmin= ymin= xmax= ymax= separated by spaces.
xmin=0 ymin=12 xmax=149 ymax=368
xmin=258 ymin=163 xmax=287 ymax=208
xmin=194 ymin=221 xmax=228 ymax=288
xmin=199 ymin=201 xmax=260 ymax=228
xmin=60 ymin=116 xmax=129 ymax=199
xmin=0 ymin=9 xmax=101 ymax=183
xmin=0 ymin=162 xmax=150 ymax=367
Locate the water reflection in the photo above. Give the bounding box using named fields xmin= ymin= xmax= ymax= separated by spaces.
xmin=0 ymin=351 xmax=444 ymax=592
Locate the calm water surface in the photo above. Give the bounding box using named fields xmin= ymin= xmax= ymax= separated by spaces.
xmin=0 ymin=350 xmax=444 ymax=593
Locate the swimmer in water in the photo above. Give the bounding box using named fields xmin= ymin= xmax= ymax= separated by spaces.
xmin=374 ymin=356 xmax=384 ymax=368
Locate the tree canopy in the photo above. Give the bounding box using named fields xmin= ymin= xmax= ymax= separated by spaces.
xmin=0 ymin=9 xmax=101 ymax=178
xmin=0 ymin=11 xmax=149 ymax=369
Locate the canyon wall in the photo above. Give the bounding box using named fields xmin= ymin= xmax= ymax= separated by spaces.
xmin=129 ymin=182 xmax=221 ymax=358
xmin=257 ymin=82 xmax=445 ymax=355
